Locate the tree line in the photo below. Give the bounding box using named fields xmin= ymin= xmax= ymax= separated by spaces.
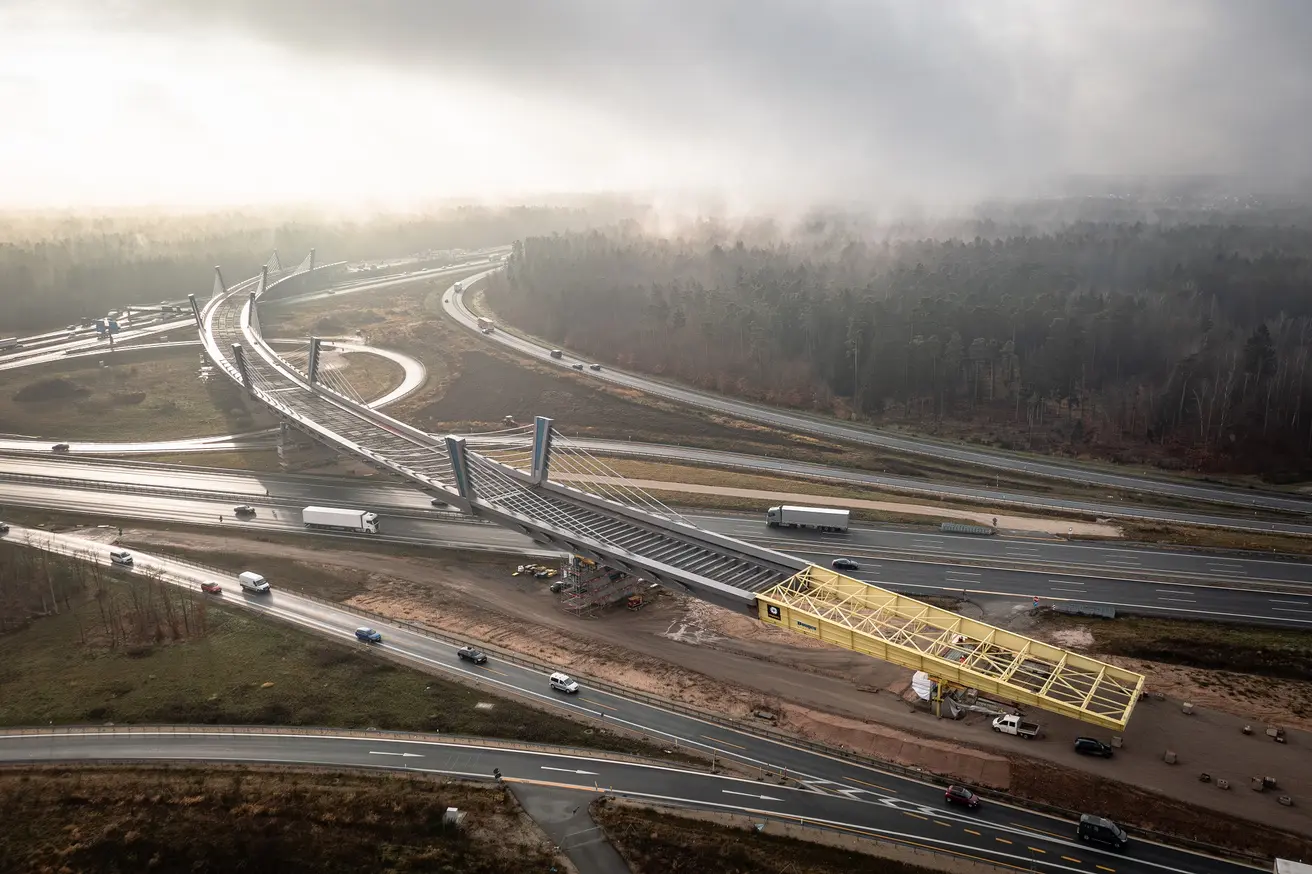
xmin=0 ymin=200 xmax=643 ymax=332
xmin=0 ymin=540 xmax=209 ymax=647
xmin=486 ymin=215 xmax=1312 ymax=477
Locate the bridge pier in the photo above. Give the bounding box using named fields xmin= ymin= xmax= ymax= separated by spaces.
xmin=248 ymin=291 xmax=260 ymax=334
xmin=444 ymin=436 xmax=477 ymax=509
xmin=258 ymin=265 xmax=269 ymax=295
xmin=307 ymin=337 xmax=323 ymax=385
xmin=231 ymin=344 xmax=254 ymax=395
xmin=212 ymin=266 xmax=227 ymax=300
xmin=530 ymin=416 xmax=554 ymax=485
xmin=186 ymin=294 xmax=202 ymax=328
xmin=309 ymin=248 xmax=316 ymax=272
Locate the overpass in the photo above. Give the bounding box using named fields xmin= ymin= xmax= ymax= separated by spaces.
xmin=192 ymin=252 xmax=1145 ymax=731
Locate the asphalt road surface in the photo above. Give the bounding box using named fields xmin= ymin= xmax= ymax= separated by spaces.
xmin=2 ymin=457 xmax=1310 ymax=626
xmin=445 ymin=283 xmax=1312 ymax=518
xmin=0 ymin=528 xmax=1259 ymax=874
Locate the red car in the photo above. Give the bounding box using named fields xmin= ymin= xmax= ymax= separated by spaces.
xmin=200 ymin=581 xmax=222 ymax=595
xmin=944 ymin=785 xmax=982 ymax=809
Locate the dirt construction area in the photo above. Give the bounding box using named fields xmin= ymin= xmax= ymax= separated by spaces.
xmin=117 ymin=527 xmax=1312 ymax=856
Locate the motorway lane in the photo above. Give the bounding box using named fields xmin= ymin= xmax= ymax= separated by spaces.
xmin=0 ymin=529 xmax=1256 ymax=874
xmin=2 ymin=460 xmax=1310 ymax=624
xmin=5 ymin=453 xmax=1312 ymax=592
xmin=445 ymin=284 xmax=1312 ymax=518
xmin=0 ymin=733 xmax=1245 ymax=874
xmin=569 ymin=438 xmax=1312 ymax=538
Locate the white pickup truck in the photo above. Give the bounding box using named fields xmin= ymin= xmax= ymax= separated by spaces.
xmin=991 ymin=714 xmax=1041 ymax=739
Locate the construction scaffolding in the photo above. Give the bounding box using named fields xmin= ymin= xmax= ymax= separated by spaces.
xmin=561 ymin=556 xmax=646 ymax=618
xmin=757 ymin=565 xmax=1146 ymax=731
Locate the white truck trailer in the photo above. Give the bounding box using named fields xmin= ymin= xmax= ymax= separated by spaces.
xmin=302 ymin=506 xmax=380 ymax=534
xmin=766 ymin=505 xmax=850 ymax=533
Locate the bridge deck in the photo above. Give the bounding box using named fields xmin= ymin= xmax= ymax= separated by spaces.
xmin=205 ymin=279 xmax=795 ymax=598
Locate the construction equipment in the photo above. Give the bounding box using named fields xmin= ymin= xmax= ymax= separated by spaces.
xmin=627 ymin=595 xmax=646 ymax=611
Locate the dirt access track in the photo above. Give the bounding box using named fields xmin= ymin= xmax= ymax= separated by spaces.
xmin=121 ymin=527 xmax=1312 ymax=852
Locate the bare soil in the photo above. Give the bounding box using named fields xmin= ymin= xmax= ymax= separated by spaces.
xmin=594 ymin=798 xmax=940 ymax=874
xmin=0 ymin=766 xmax=563 ymax=874
xmin=118 ymin=527 xmax=1312 ymax=847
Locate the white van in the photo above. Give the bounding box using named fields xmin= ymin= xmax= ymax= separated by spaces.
xmin=109 ymin=549 xmax=133 ymax=566
xmin=549 ymin=672 xmax=579 ymax=694
xmin=238 ymin=571 xmax=271 ymax=594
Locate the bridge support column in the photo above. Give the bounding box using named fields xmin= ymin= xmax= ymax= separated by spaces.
xmin=231 ymin=344 xmax=254 ymax=395
xmin=213 ymin=266 xmax=227 ymax=300
xmin=258 ymin=265 xmax=269 ymax=295
xmin=444 ymin=436 xmax=477 ymax=503
xmin=248 ymin=291 xmax=260 ymax=335
xmin=307 ymin=337 xmax=322 ymax=385
xmin=187 ymin=294 xmax=202 ymax=328
xmin=530 ymin=416 xmax=554 ymax=485
xmin=309 ymin=248 xmax=316 ymax=272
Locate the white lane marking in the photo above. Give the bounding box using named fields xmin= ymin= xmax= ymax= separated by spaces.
xmin=369 ymin=751 xmax=423 ymax=758
xmin=1272 ymin=607 xmax=1312 ymax=614
xmin=1049 ymin=587 xmax=1088 ymax=594
xmin=1049 ymin=579 xmax=1084 ymax=585
xmin=542 ymin=766 xmax=599 ymax=775
xmin=1155 ymin=589 xmax=1193 ymax=595
xmin=1158 ymin=598 xmax=1196 ymax=603
xmin=723 ymin=790 xmax=782 ymax=802
xmin=1270 ymin=599 xmax=1310 ymax=605
xmin=945 ymin=570 xmax=981 ymax=576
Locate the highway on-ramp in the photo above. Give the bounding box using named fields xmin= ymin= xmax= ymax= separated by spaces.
xmin=0 ymin=730 xmax=1256 ymax=874
xmin=0 ymin=527 xmax=1261 ymax=874
xmin=444 ymin=283 xmax=1312 ymax=518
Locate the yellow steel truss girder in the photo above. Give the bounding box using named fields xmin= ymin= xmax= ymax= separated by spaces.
xmin=757 ymin=566 xmax=1145 ymax=730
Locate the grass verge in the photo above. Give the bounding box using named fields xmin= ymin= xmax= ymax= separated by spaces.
xmin=0 ymin=573 xmax=680 ymax=762
xmin=593 ymin=799 xmax=940 ymax=874
xmin=0 ymin=348 xmax=274 ymax=441
xmin=0 ymin=766 xmax=559 ymax=874
xmin=1034 ymin=611 xmax=1312 ymax=682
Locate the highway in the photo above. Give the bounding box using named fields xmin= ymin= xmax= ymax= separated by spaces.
xmin=2 ymin=456 xmax=1310 ymax=626
xmin=0 ymin=527 xmax=1261 ymax=874
xmin=445 ymin=283 xmax=1312 ymax=517
xmin=7 ymin=263 xmax=1312 ymax=537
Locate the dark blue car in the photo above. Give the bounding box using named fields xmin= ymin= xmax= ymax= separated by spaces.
xmin=355 ymin=627 xmax=382 ymax=643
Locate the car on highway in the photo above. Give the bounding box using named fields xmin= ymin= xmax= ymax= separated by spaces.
xmin=1077 ymin=814 xmax=1129 ymax=850
xmin=52 ymin=443 xmax=70 ymax=453
xmin=589 ymin=364 xmax=602 ymax=371
xmin=1074 ymin=737 xmax=1114 ymax=758
xmin=431 ymin=498 xmax=448 ymax=507
xmin=354 ymin=627 xmax=382 ymax=643
xmin=571 ymin=363 xmax=584 ymax=370
xmin=457 ymin=646 xmax=487 ymax=664
xmin=200 ymin=581 xmax=222 ymax=595
xmin=830 ymin=558 xmax=860 ymax=571
xmin=234 ymin=505 xmax=256 ymax=516
xmin=943 ymin=785 xmax=982 ymax=809
xmin=549 ymin=672 xmax=580 ymax=694
xmin=109 ymin=549 xmax=133 ymax=566
xmin=0 ymin=522 xmax=10 ymax=535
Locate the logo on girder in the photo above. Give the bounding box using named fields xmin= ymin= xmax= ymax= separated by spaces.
xmin=766 ymin=605 xmax=781 ymax=620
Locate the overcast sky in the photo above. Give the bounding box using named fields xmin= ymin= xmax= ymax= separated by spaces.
xmin=1 ymin=0 xmax=1309 ymax=210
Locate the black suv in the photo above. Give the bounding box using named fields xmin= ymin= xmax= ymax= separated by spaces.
xmin=831 ymin=558 xmax=860 ymax=571
xmin=1074 ymin=737 xmax=1114 ymax=758
xmin=1077 ymin=814 xmax=1128 ymax=850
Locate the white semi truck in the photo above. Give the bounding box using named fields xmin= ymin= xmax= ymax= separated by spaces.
xmin=302 ymin=506 xmax=380 ymax=534
xmin=766 ymin=505 xmax=850 ymax=533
